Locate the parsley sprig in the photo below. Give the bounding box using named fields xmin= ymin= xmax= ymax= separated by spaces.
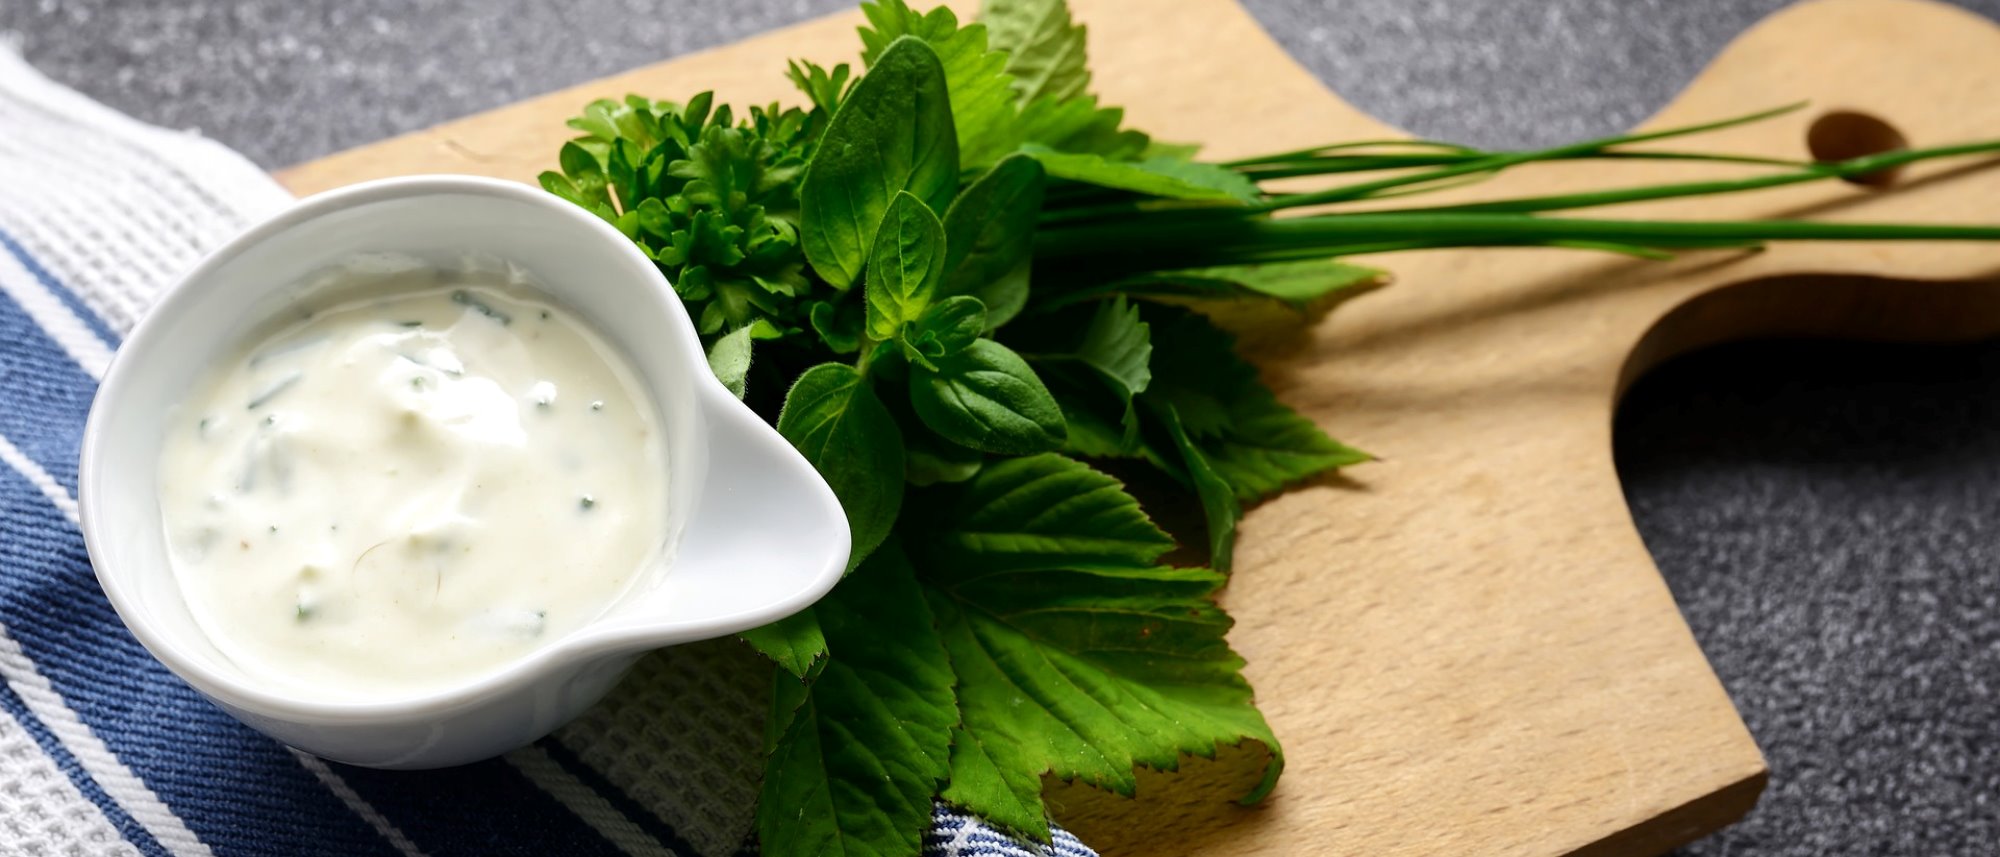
xmin=541 ymin=1 xmax=2000 ymax=853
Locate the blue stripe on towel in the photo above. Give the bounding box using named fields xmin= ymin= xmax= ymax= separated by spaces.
xmin=0 ymin=290 xmax=97 ymax=493
xmin=0 ymin=670 xmax=171 ymax=857
xmin=542 ymin=736 xmax=708 ymax=856
xmin=0 ymin=228 xmax=121 ymax=349
xmin=330 ymin=759 xmax=633 ymax=857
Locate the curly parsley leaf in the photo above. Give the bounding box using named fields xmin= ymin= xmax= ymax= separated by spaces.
xmin=981 ymin=0 xmax=1092 ymax=106
xmin=758 ymin=544 xmax=957 ymax=857
xmin=909 ymin=339 xmax=1066 ymax=455
xmin=802 ymin=35 xmax=959 ymax=289
xmin=778 ymin=364 xmax=906 ymax=569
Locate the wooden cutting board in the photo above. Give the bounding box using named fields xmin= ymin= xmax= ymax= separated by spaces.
xmin=277 ymin=1 xmax=2000 ymax=854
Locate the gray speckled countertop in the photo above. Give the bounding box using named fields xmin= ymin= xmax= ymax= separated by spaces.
xmin=4 ymin=1 xmax=1997 ymax=854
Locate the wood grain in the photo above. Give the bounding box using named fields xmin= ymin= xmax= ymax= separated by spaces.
xmin=276 ymin=0 xmax=2000 ymax=853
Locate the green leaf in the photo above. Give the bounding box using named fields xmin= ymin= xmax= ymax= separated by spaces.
xmin=759 ymin=544 xmax=957 ymax=857
xmin=1015 ymin=94 xmax=1149 ymax=160
xmin=808 ymin=299 xmax=865 ymax=354
xmin=706 ymin=325 xmax=757 ymax=398
xmin=927 ymin=565 xmax=1281 ymax=836
xmin=910 ymin=453 xmax=1172 ymax=577
xmin=801 ymin=36 xmax=959 ymax=289
xmin=786 ymin=59 xmax=851 ymax=115
xmin=910 ymin=459 xmax=1281 ymax=836
xmin=1161 ymin=406 xmax=1241 ymax=573
xmin=1022 ymin=144 xmax=1260 ymax=202
xmin=903 ymin=295 xmax=987 ymax=367
xmin=1141 ymin=307 xmax=1368 ymax=500
xmin=1068 ymin=296 xmax=1151 ymax=403
xmin=1204 ymin=388 xmax=1370 ymax=502
xmin=1117 ymin=259 xmax=1389 ymax=311
xmin=777 ymin=364 xmax=905 ymax=569
xmin=859 ymin=0 xmax=1021 ymax=169
xmin=904 ymin=432 xmax=985 ymax=487
xmin=740 ymin=608 xmax=827 ymax=678
xmin=909 ymin=339 xmax=1066 ymax=454
xmin=1047 ymin=371 xmax=1144 ymax=459
xmin=982 ymin=0 xmax=1093 ymax=106
xmin=942 ymin=154 xmax=1046 ymax=329
xmin=865 ymin=191 xmax=948 ymax=341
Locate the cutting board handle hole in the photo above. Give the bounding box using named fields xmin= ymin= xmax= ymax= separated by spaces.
xmin=1807 ymin=110 xmax=1908 ymax=187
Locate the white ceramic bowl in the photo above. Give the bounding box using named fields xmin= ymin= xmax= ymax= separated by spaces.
xmin=78 ymin=175 xmax=849 ymax=768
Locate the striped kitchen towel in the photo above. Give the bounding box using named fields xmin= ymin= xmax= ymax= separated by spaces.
xmin=0 ymin=44 xmax=1097 ymax=857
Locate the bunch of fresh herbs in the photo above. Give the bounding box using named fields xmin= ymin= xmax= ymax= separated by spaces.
xmin=539 ymin=1 xmax=2000 ymax=853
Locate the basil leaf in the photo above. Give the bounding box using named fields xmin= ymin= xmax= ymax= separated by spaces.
xmin=902 ymin=295 xmax=986 ymax=367
xmin=1021 ymin=143 xmax=1260 ymax=202
xmin=807 ymin=299 xmax=864 ymax=354
xmin=705 ymin=325 xmax=757 ymax=399
xmin=777 ymin=364 xmax=905 ymax=569
xmin=800 ymin=36 xmax=959 ymax=289
xmin=909 ymin=339 xmax=1066 ymax=454
xmin=942 ymin=154 xmax=1045 ymax=328
xmin=865 ymin=191 xmax=947 ymax=341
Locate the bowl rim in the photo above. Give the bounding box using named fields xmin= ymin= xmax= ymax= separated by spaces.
xmin=79 ymin=174 xmax=840 ymax=724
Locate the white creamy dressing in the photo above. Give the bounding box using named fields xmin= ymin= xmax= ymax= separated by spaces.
xmin=157 ymin=281 xmax=667 ymax=700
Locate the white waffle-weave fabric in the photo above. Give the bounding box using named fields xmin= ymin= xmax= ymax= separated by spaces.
xmin=0 ymin=43 xmax=1099 ymax=857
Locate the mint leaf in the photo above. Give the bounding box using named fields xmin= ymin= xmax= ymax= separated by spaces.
xmin=1204 ymin=388 xmax=1370 ymax=502
xmin=982 ymin=0 xmax=1092 ymax=105
xmin=904 ymin=295 xmax=987 ymax=367
xmin=942 ymin=154 xmax=1045 ymax=329
xmin=759 ymin=544 xmax=957 ymax=857
xmin=1048 ymin=371 xmax=1144 ymax=459
xmin=910 ymin=453 xmax=1172 ymax=576
xmin=910 ymin=456 xmax=1281 ymax=838
xmin=1022 ymin=144 xmax=1260 ymax=202
xmin=1069 ymin=296 xmax=1151 ymax=403
xmin=706 ymin=325 xmax=757 ymax=398
xmin=860 ymin=0 xmax=1020 ymax=169
xmin=1161 ymin=406 xmax=1241 ymax=572
xmin=1116 ymin=259 xmax=1389 ymax=311
xmin=740 ymin=608 xmax=827 ymax=678
xmin=1142 ymin=307 xmax=1368 ymax=500
xmin=927 ymin=564 xmax=1281 ymax=836
xmin=801 ymin=36 xmax=959 ymax=289
xmin=1015 ymin=94 xmax=1149 ymax=160
xmin=865 ymin=191 xmax=948 ymax=340
xmin=909 ymin=339 xmax=1066 ymax=454
xmin=778 ymin=364 xmax=905 ymax=569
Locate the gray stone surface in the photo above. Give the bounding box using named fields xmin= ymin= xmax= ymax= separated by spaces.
xmin=4 ymin=1 xmax=1997 ymax=854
